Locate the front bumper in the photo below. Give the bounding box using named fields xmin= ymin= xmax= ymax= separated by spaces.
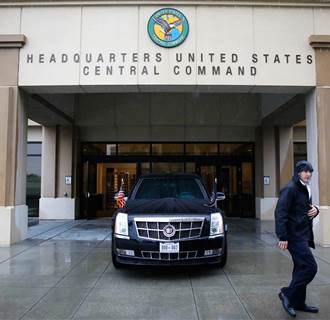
xmin=113 ymin=235 xmax=225 ymax=266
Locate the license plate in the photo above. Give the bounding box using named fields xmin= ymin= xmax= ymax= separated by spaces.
xmin=160 ymin=242 xmax=179 ymax=253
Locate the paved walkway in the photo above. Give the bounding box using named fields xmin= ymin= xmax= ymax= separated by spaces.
xmin=0 ymin=218 xmax=329 ymax=320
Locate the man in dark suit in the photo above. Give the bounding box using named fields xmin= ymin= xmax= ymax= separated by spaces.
xmin=275 ymin=160 xmax=319 ymax=317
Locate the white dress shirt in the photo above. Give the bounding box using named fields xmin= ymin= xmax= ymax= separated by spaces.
xmin=300 ymin=180 xmax=311 ymax=200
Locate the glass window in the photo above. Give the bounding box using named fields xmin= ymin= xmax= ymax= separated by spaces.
xmin=219 ymin=143 xmax=253 ymax=156
xmin=152 ymin=162 xmax=184 ymax=173
xmin=186 ymin=143 xmax=218 ymax=155
xmin=82 ymin=143 xmax=107 ymax=156
xmin=106 ymin=144 xmax=116 ymax=156
xmin=27 ymin=153 xmax=41 ymax=218
xmin=140 ymin=162 xmax=151 ymax=175
xmin=294 ymin=143 xmax=307 ymax=165
xmin=27 ymin=156 xmax=41 ymax=176
xmin=185 ymin=163 xmax=195 ymax=173
xmin=152 ymin=144 xmax=184 ymax=155
xmin=200 ymin=165 xmax=217 ymax=195
xmin=27 ymin=143 xmax=42 ymax=155
xmin=118 ymin=144 xmax=149 ymax=155
xmin=134 ymin=178 xmax=204 ymax=200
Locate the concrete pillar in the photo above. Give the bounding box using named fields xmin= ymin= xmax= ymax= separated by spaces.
xmin=0 ymin=35 xmax=28 ymax=245
xmin=72 ymin=126 xmax=81 ymax=218
xmin=256 ymin=126 xmax=278 ymax=220
xmin=255 ymin=127 xmax=263 ymax=219
xmin=39 ymin=126 xmax=76 ymax=219
xmin=256 ymin=125 xmax=294 ymax=220
xmin=278 ymin=126 xmax=294 ymax=190
xmin=41 ymin=126 xmax=57 ymax=198
xmin=56 ymin=126 xmax=73 ymax=198
xmin=308 ymin=35 xmax=330 ymax=247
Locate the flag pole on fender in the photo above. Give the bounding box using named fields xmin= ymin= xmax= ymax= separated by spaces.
xmin=116 ymin=178 xmax=126 ymax=209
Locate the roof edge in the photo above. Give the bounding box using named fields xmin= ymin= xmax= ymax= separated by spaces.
xmin=1 ymin=0 xmax=330 ymax=7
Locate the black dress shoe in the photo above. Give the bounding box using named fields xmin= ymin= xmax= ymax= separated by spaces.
xmin=278 ymin=292 xmax=296 ymax=317
xmin=295 ymin=305 xmax=319 ymax=313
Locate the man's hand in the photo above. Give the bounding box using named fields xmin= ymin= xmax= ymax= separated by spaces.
xmin=278 ymin=241 xmax=288 ymax=250
xmin=307 ymin=205 xmax=318 ymax=218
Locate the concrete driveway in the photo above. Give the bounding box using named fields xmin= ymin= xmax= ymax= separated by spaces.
xmin=0 ymin=218 xmax=329 ymax=320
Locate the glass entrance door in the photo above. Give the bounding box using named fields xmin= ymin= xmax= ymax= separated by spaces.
xmin=218 ymin=165 xmax=239 ymax=217
xmin=81 ymin=142 xmax=255 ymax=218
xmin=199 ymin=165 xmax=217 ymax=195
xmin=81 ymin=162 xmax=137 ymax=218
xmin=197 ymin=164 xmax=239 ymax=217
xmin=197 ymin=163 xmax=254 ymax=218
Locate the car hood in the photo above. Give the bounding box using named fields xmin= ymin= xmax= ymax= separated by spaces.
xmin=122 ymin=198 xmax=216 ymax=214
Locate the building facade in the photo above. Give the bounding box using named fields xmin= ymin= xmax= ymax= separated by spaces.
xmin=0 ymin=0 xmax=329 ymax=246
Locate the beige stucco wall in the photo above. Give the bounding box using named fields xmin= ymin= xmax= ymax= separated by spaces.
xmin=1 ymin=5 xmax=327 ymax=88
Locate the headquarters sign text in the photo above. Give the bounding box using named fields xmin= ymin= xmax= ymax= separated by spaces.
xmin=25 ymin=51 xmax=313 ymax=78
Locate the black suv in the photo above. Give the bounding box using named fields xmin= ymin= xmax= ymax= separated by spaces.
xmin=112 ymin=173 xmax=227 ymax=268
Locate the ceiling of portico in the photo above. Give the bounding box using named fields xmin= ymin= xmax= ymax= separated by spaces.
xmin=25 ymin=88 xmax=307 ymax=127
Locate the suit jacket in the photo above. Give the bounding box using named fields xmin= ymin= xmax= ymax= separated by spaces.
xmin=275 ymin=176 xmax=319 ymax=248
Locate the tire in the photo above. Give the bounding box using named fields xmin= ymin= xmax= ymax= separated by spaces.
xmin=112 ymin=251 xmax=124 ymax=269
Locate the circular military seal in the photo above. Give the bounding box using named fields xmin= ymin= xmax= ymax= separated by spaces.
xmin=147 ymin=8 xmax=189 ymax=48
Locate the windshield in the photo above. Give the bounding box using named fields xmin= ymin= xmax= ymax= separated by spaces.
xmin=134 ymin=178 xmax=205 ymax=200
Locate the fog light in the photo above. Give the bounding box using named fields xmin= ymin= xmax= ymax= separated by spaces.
xmin=204 ymin=248 xmax=222 ymax=256
xmin=117 ymin=249 xmax=135 ymax=256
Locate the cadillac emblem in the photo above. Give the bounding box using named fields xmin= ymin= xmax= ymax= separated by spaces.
xmin=163 ymin=224 xmax=176 ymax=238
xmin=147 ymin=8 xmax=189 ymax=48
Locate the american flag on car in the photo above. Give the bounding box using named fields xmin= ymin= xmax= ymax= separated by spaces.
xmin=116 ymin=180 xmax=126 ymax=208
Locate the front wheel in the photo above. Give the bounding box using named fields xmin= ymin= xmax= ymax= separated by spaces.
xmin=112 ymin=251 xmax=123 ymax=269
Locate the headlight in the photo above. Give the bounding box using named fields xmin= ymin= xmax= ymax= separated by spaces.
xmin=210 ymin=212 xmax=224 ymax=236
xmin=115 ymin=212 xmax=128 ymax=236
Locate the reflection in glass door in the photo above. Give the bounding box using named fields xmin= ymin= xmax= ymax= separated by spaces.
xmin=218 ymin=165 xmax=239 ymax=216
xmin=97 ymin=163 xmax=137 ymax=216
xmin=197 ymin=164 xmax=254 ymax=218
xmin=241 ymin=162 xmax=254 ymax=217
xmin=82 ymin=162 xmax=98 ymax=219
xmin=199 ymin=165 xmax=217 ymax=195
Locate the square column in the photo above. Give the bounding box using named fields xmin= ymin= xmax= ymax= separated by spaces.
xmin=40 ymin=126 xmax=76 ymax=219
xmin=256 ymin=125 xmax=294 ymax=220
xmin=278 ymin=126 xmax=294 ymax=191
xmin=255 ymin=126 xmax=278 ymax=220
xmin=308 ymin=35 xmax=330 ymax=247
xmin=0 ymin=35 xmax=27 ymax=245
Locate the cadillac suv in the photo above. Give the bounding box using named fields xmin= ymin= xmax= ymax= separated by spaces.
xmin=112 ymin=173 xmax=227 ymax=268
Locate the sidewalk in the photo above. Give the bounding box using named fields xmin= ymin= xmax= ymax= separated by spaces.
xmin=0 ymin=218 xmax=329 ymax=320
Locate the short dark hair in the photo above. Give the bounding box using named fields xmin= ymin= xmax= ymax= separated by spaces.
xmin=296 ymin=160 xmax=314 ymax=173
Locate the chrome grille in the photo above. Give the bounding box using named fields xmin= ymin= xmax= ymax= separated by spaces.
xmin=141 ymin=251 xmax=198 ymax=260
xmin=134 ymin=217 xmax=205 ymax=241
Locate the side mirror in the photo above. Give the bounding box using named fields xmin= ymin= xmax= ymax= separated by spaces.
xmin=216 ymin=192 xmax=226 ymax=201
